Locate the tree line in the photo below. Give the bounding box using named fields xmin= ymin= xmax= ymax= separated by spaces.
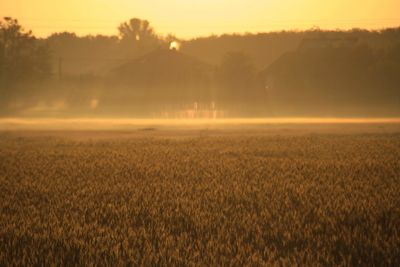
xmin=1 ymin=16 xmax=400 ymax=117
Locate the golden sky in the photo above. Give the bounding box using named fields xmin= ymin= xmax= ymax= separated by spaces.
xmin=1 ymin=0 xmax=400 ymax=38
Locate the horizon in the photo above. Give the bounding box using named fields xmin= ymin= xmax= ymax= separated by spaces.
xmin=1 ymin=0 xmax=400 ymax=38
xmin=22 ymin=24 xmax=400 ymax=40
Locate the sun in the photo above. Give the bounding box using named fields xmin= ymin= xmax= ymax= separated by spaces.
xmin=169 ymin=41 xmax=180 ymax=51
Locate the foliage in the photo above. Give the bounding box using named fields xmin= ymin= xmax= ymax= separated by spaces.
xmin=0 ymin=17 xmax=51 ymax=110
xmin=263 ymin=43 xmax=400 ymax=115
xmin=0 ymin=17 xmax=51 ymax=83
xmin=118 ymin=18 xmax=163 ymax=57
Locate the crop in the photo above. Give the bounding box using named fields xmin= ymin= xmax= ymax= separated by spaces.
xmin=0 ymin=131 xmax=399 ymax=266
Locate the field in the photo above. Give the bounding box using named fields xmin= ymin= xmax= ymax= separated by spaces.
xmin=0 ymin=124 xmax=399 ymax=266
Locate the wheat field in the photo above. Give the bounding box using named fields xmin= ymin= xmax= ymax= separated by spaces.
xmin=0 ymin=127 xmax=399 ymax=266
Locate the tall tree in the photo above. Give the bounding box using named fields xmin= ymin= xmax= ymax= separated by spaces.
xmin=0 ymin=17 xmax=50 ymax=83
xmin=0 ymin=17 xmax=51 ymax=108
xmin=118 ymin=18 xmax=162 ymax=57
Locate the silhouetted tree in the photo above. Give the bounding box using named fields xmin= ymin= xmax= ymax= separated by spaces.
xmin=118 ymin=18 xmax=162 ymax=57
xmin=0 ymin=17 xmax=51 ymax=108
xmin=46 ymin=32 xmax=119 ymax=76
xmin=0 ymin=17 xmax=50 ymax=81
xmin=262 ymin=40 xmax=400 ymax=116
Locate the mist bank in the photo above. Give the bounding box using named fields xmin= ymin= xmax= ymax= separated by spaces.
xmin=1 ymin=118 xmax=400 ymax=133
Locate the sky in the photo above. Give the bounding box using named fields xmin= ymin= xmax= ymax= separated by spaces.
xmin=1 ymin=0 xmax=400 ymax=39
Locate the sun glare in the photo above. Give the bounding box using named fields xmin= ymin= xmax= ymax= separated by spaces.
xmin=169 ymin=41 xmax=180 ymax=51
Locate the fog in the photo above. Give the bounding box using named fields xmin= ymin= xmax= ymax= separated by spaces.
xmin=2 ymin=118 xmax=400 ymax=132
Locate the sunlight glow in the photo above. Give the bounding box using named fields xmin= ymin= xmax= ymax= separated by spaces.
xmin=169 ymin=41 xmax=180 ymax=51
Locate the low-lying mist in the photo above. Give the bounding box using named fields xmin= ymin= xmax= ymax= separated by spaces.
xmin=1 ymin=118 xmax=400 ymax=131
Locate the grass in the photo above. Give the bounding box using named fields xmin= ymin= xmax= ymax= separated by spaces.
xmin=0 ymin=128 xmax=399 ymax=266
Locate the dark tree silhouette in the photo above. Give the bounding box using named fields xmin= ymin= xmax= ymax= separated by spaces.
xmin=0 ymin=17 xmax=50 ymax=81
xmin=118 ymin=18 xmax=162 ymax=57
xmin=0 ymin=17 xmax=51 ymax=110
